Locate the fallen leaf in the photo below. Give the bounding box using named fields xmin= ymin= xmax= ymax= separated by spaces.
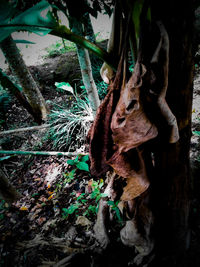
xmin=48 ymin=194 xmax=54 ymax=200
xmin=75 ymin=216 xmax=92 ymax=227
xmin=20 ymin=206 xmax=28 ymax=211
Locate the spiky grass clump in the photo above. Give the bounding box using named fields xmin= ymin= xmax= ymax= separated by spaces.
xmin=48 ymin=95 xmax=93 ymax=151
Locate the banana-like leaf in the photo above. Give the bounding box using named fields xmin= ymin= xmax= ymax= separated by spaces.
xmin=0 ymin=0 xmax=58 ymax=42
xmin=13 ymin=40 xmax=36 ymax=44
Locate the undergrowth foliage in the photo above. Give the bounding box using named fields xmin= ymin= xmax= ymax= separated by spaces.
xmin=48 ymin=83 xmax=93 ymax=151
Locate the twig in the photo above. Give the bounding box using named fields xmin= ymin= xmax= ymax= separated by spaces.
xmin=0 ymin=150 xmax=87 ymax=157
xmin=0 ymin=124 xmax=50 ymax=136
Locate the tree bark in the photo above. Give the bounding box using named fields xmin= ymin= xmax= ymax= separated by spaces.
xmin=0 ymin=36 xmax=48 ymax=123
xmin=83 ymin=12 xmax=96 ymax=44
xmin=151 ymin=1 xmax=194 ymax=264
xmin=0 ymin=169 xmax=21 ymax=203
xmin=69 ymin=16 xmax=100 ymax=117
xmin=0 ymin=69 xmax=43 ymax=124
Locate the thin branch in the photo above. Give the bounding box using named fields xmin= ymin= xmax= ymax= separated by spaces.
xmin=0 ymin=124 xmax=50 ymax=136
xmin=0 ymin=150 xmax=87 ymax=157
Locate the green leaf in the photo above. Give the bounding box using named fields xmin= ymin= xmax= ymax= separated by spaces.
xmin=13 ymin=39 xmax=36 ymax=44
xmin=55 ymin=82 xmax=74 ymax=94
xmin=67 ymin=204 xmax=79 ymax=214
xmin=115 ymin=208 xmax=122 ymax=222
xmin=74 ymin=156 xmax=79 ymax=163
xmin=76 ymin=162 xmax=89 ymax=172
xmin=62 ymin=208 xmax=68 ymax=214
xmin=0 ymin=156 xmax=12 ymax=162
xmin=67 ymin=159 xmax=75 ymax=166
xmin=80 ymin=155 xmax=89 ymax=162
xmin=77 ymin=193 xmax=85 ymax=201
xmin=107 ymin=200 xmax=115 ymax=206
xmin=80 ymin=199 xmax=87 ymax=204
xmin=193 ymin=131 xmax=200 ymax=136
xmin=0 ymin=0 xmax=58 ymax=42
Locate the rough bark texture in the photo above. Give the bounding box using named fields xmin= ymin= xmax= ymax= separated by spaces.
xmin=0 ymin=69 xmax=40 ymax=123
xmin=0 ymin=36 xmax=48 ymax=123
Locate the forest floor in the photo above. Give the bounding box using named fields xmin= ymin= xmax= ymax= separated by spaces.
xmin=0 ymin=51 xmax=200 ymax=267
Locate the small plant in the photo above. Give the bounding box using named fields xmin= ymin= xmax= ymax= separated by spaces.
xmin=67 ymin=155 xmax=90 ymax=172
xmin=83 ymin=204 xmax=97 ymax=217
xmin=62 ymin=203 xmax=80 ymax=219
xmin=48 ymin=83 xmax=93 ymax=151
xmin=44 ymin=39 xmax=76 ymax=58
xmin=107 ymin=200 xmax=122 ymax=223
xmin=90 ymin=179 xmax=107 ymax=202
xmin=63 ymin=169 xmax=76 ymax=184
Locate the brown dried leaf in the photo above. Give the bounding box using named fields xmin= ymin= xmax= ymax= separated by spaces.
xmin=121 ymin=177 xmax=149 ymax=201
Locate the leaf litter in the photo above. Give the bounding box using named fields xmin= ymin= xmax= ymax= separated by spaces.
xmin=0 ymin=155 xmax=101 ymax=266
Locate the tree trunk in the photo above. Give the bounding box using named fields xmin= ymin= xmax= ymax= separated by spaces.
xmin=0 ymin=169 xmax=21 ymax=204
xmin=69 ymin=17 xmax=100 ymax=117
xmin=151 ymin=0 xmax=194 ymax=265
xmin=88 ymin=1 xmax=194 ymax=266
xmin=0 ymin=36 xmax=48 ymax=123
xmin=0 ymin=69 xmax=42 ymax=124
xmin=83 ymin=12 xmax=96 ymax=44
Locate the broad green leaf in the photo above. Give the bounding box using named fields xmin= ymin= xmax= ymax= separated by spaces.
xmin=67 ymin=159 xmax=75 ymax=165
xmin=80 ymin=155 xmax=89 ymax=162
xmin=67 ymin=204 xmax=79 ymax=214
xmin=0 ymin=0 xmax=58 ymax=42
xmin=76 ymin=162 xmax=89 ymax=172
xmin=55 ymin=82 xmax=74 ymax=94
xmin=14 ymin=40 xmax=36 ymax=44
